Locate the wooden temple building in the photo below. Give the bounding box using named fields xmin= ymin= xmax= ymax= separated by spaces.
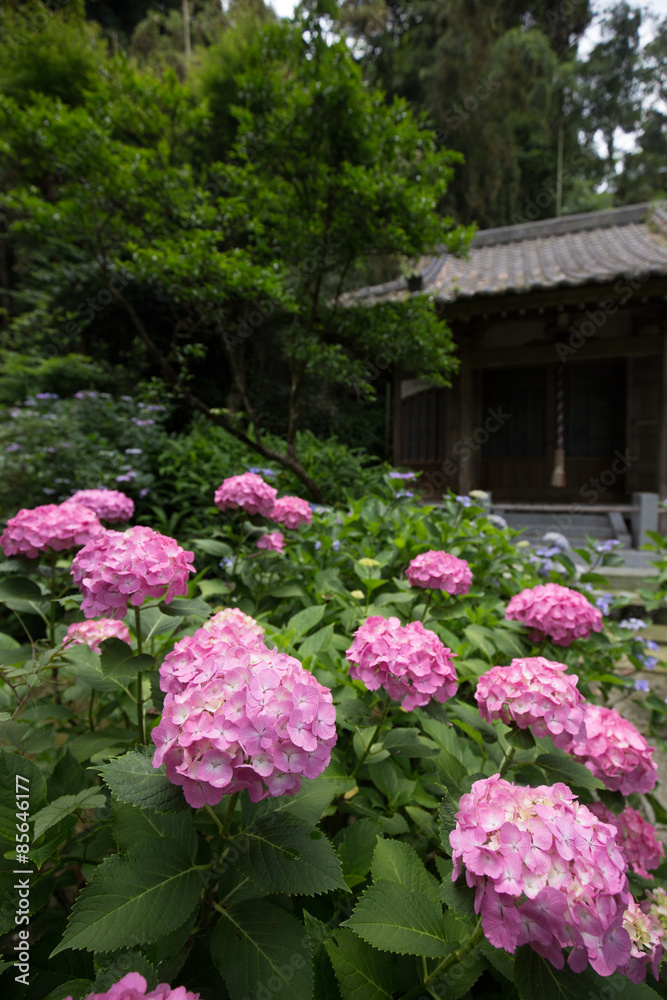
xmin=352 ymin=202 xmax=667 ymax=517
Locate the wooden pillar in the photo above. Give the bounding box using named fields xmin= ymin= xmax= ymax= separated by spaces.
xmin=658 ymin=336 xmax=667 ymax=534
xmin=458 ymin=342 xmax=474 ymax=494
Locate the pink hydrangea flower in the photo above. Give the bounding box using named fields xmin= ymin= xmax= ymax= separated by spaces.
xmin=63 ymin=618 xmax=132 ymax=655
xmin=588 ymin=804 xmax=664 ymax=879
xmin=616 ymin=900 xmax=662 ymax=983
xmin=345 ymin=615 xmax=457 ymax=711
xmin=152 ymin=616 xmax=337 ymax=807
xmin=505 ymin=583 xmax=602 ymax=646
xmin=269 ymin=496 xmax=312 ymax=529
xmin=561 ymin=703 xmax=658 ymax=795
xmin=257 ymin=531 xmax=285 ymax=552
xmin=66 ymin=489 xmax=134 ymax=522
xmin=63 ymin=972 xmax=200 ymax=1000
xmin=161 ymin=608 xmax=266 ymax=695
xmin=642 ymin=887 xmax=667 ymax=953
xmin=406 ymin=551 xmax=472 ymax=595
xmin=0 ymin=502 xmax=103 ymax=559
xmin=202 ymin=607 xmax=265 ymax=639
xmin=475 ymin=657 xmax=585 ymax=748
xmin=448 ymin=774 xmax=658 ymax=978
xmin=71 ymin=526 xmax=195 ymax=620
xmin=214 ymin=473 xmax=277 ymax=517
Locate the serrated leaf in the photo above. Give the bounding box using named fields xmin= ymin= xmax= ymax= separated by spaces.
xmin=230 ymin=814 xmax=347 ymax=896
xmin=336 ymin=819 xmax=382 ymax=888
xmin=381 ymin=728 xmax=439 ymax=757
xmin=534 ymin=754 xmax=605 ymax=789
xmin=211 ymin=899 xmax=312 ymax=1000
xmin=0 ymin=577 xmax=43 ymax=600
xmin=44 ymin=980 xmax=95 ymax=1000
xmin=463 ymin=624 xmax=495 ymax=658
xmin=32 ymin=788 xmax=107 ymax=841
xmin=479 ymin=939 xmax=514 ymax=981
xmin=111 ymin=801 xmax=198 ymax=861
xmin=344 ymin=881 xmax=451 ymax=957
xmin=447 ymin=702 xmax=499 ymax=744
xmin=438 ymin=797 xmax=458 ymax=852
xmin=92 ymin=950 xmax=158 ymax=992
xmin=100 ymin=638 xmax=153 ymax=678
xmin=513 ymin=946 xmax=661 ymax=1000
xmin=0 ymin=749 xmax=47 ymax=841
xmin=432 ymin=949 xmax=486 ymax=1000
xmin=372 ymin=839 xmax=440 ymax=902
xmin=98 ymin=749 xmax=188 ymax=812
xmin=325 ymin=928 xmax=395 ymax=1000
xmin=51 ymin=838 xmax=203 ymax=955
xmin=288 ymin=605 xmax=326 ymax=639
xmin=158 ymin=597 xmax=211 ymax=618
xmin=47 ymin=750 xmax=88 ymax=800
xmin=299 ymin=623 xmax=334 ymax=658
xmin=507 ymin=726 xmax=536 ymax=749
xmin=193 ymin=538 xmax=233 ymax=557
xmin=438 ymin=859 xmax=477 ymax=918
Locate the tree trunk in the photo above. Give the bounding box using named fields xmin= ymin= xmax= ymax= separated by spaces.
xmin=111 ymin=288 xmax=327 ymax=503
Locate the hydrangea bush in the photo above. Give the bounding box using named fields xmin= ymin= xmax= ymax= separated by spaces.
xmin=1 ymin=486 xmax=666 ymax=1000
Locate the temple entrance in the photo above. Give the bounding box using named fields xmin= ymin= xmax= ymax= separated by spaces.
xmin=480 ymin=360 xmax=627 ymax=501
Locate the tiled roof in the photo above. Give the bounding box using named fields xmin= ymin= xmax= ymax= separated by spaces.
xmin=348 ymin=202 xmax=667 ymax=307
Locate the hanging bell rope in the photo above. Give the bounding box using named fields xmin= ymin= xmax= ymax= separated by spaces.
xmin=550 ymin=363 xmax=566 ymax=488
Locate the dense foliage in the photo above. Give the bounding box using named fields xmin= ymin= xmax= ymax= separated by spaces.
xmin=1 ymin=481 xmax=667 ymax=1000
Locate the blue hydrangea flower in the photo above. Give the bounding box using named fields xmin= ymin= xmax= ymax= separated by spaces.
xmin=633 ymin=678 xmax=651 ymax=692
xmin=595 ymin=539 xmax=622 ymax=554
xmin=455 ymin=495 xmax=472 ymax=507
xmin=619 ymin=618 xmax=648 ymax=630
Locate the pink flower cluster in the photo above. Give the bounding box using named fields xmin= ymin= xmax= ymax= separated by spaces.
xmin=620 ymin=899 xmax=663 ymax=982
xmin=64 ymin=972 xmax=199 ymax=1000
xmin=406 ymin=551 xmax=472 ymax=595
xmin=63 ymin=618 xmax=131 ymax=654
xmin=67 ymin=489 xmax=134 ymax=522
xmin=257 ymin=531 xmax=284 ymax=552
xmin=0 ymin=503 xmax=103 ymax=559
xmin=475 ymin=657 xmax=585 ymax=748
xmin=588 ymin=804 xmax=664 ymax=879
xmin=561 ymin=703 xmax=658 ymax=795
xmin=345 ymin=615 xmax=457 ymax=711
xmin=449 ymin=774 xmax=649 ymax=977
xmin=71 ymin=526 xmax=195 ymax=620
xmin=505 ymin=583 xmax=602 ymax=646
xmin=214 ymin=473 xmax=277 ymax=517
xmin=152 ymin=611 xmax=337 ymax=807
xmin=269 ymin=496 xmax=312 ymax=529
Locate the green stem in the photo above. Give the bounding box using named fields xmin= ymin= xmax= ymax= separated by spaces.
xmin=498 ymin=743 xmax=516 ymax=777
xmin=220 ymin=791 xmax=240 ymax=840
xmin=420 ymin=589 xmax=434 ymax=623
xmin=351 ymin=696 xmax=391 ymax=779
xmin=205 ymin=803 xmax=225 ymax=836
xmin=48 ymin=553 xmax=57 ymax=645
xmin=49 ymin=553 xmax=61 ymax=703
xmin=399 ymin=920 xmax=484 ymax=1000
xmin=88 ymin=691 xmax=95 ymax=732
xmin=135 ymin=607 xmax=146 ymax=744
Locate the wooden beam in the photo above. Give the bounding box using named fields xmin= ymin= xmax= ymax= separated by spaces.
xmin=658 ymin=339 xmax=667 ymax=532
xmin=471 ymin=336 xmax=662 ymax=370
xmin=437 ymin=279 xmax=667 ymax=322
xmin=458 ymin=342 xmax=473 ymax=493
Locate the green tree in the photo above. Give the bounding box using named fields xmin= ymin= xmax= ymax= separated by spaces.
xmin=1 ymin=14 xmax=467 ymax=501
